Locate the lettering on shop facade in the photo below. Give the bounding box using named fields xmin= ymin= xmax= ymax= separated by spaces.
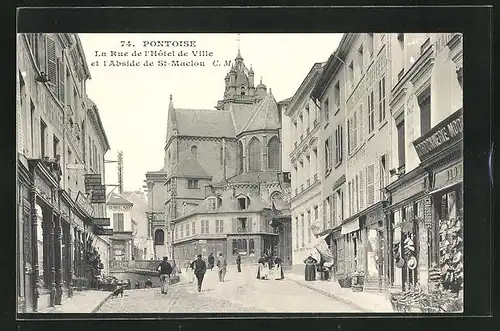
xmin=392 ymin=177 xmax=427 ymax=206
xmin=434 ymin=162 xmax=463 ymax=189
xmin=413 ymin=109 xmax=463 ymax=161
xmin=423 ymin=196 xmax=432 ymax=228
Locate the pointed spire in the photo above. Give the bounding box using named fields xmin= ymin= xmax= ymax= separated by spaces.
xmin=249 ymin=64 xmax=254 ymax=74
xmin=169 ymin=94 xmax=174 ymax=108
xmin=235 ymin=33 xmax=243 ymax=62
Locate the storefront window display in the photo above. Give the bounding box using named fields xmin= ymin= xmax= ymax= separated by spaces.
xmin=433 ymin=186 xmax=463 ymax=295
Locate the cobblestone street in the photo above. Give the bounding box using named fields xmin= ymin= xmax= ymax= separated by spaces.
xmin=97 ymin=267 xmax=361 ymax=313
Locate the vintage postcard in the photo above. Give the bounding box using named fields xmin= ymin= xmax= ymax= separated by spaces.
xmin=16 ymin=31 xmax=464 ymax=315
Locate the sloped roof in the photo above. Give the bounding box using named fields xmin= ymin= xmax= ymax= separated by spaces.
xmin=241 ymin=93 xmax=280 ymax=132
xmin=170 ymin=151 xmax=211 ymax=178
xmin=174 ymin=108 xmax=236 ymax=137
xmin=107 ymin=192 xmax=134 ymax=206
xmin=229 ymin=103 xmax=256 ymax=134
xmin=214 ymin=171 xmax=280 ymax=187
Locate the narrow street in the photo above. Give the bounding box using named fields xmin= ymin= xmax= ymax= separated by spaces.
xmin=97 ymin=267 xmax=361 ymax=313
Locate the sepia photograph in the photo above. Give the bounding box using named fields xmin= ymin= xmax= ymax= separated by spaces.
xmin=16 ymin=30 xmax=464 ymax=315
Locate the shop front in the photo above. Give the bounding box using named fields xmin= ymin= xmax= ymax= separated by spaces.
xmin=385 ymin=166 xmax=430 ymax=292
xmin=413 ymin=108 xmax=463 ymax=299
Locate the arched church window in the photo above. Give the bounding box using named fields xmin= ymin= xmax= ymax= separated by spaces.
xmin=268 ymin=136 xmax=281 ymax=170
xmin=154 ymin=229 xmax=164 ymax=245
xmin=237 ymin=141 xmax=244 ymax=174
xmin=191 ymin=146 xmax=198 ymax=159
xmin=248 ymin=137 xmax=261 ymax=172
xmin=240 ymin=86 xmax=246 ymax=96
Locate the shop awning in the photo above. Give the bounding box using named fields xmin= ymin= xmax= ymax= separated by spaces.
xmin=341 ymin=218 xmax=360 ymax=235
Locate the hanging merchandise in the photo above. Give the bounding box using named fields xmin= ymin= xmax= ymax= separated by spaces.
xmin=393 ymin=242 xmax=404 ymax=268
xmin=407 ymin=256 xmax=418 ymax=270
xmin=403 ymin=236 xmax=415 ymax=258
xmin=439 ymin=216 xmax=463 ymax=294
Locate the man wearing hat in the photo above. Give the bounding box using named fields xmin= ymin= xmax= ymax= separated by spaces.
xmin=192 ymin=254 xmax=207 ymax=292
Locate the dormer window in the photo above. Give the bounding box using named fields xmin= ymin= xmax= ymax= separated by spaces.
xmin=240 ymin=86 xmax=246 ymax=96
xmin=237 ymin=196 xmax=248 ymax=210
xmin=207 ymin=197 xmax=221 ymax=211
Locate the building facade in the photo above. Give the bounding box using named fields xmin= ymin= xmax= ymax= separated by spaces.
xmin=106 ymin=193 xmax=134 ymax=266
xmin=17 ymin=33 xmax=111 ymax=313
xmin=287 ymin=33 xmax=462 ymax=297
xmin=385 ymin=33 xmax=463 ymax=295
xmin=286 ymin=63 xmax=325 ymax=266
xmin=121 ymin=191 xmax=151 ymax=260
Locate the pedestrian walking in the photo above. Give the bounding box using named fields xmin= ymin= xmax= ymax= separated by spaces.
xmin=189 ymin=256 xmax=197 ymax=283
xmin=236 ymin=253 xmax=242 ymax=272
xmin=192 ymin=254 xmax=207 ymax=292
xmin=257 ymin=254 xmax=269 ymax=280
xmin=216 ymin=253 xmax=227 ymax=282
xmin=157 ymin=256 xmax=173 ymax=294
xmin=208 ymin=253 xmax=215 ymax=271
xmin=273 ymin=255 xmax=285 ymax=280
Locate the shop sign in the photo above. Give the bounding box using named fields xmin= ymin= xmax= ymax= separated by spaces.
xmin=341 ymin=218 xmax=360 ymax=235
xmin=366 ymin=209 xmax=384 ymax=226
xmin=76 ymin=191 xmax=94 ymax=217
xmin=84 ymin=174 xmax=102 ymax=194
xmin=392 ymin=176 xmax=427 ymax=206
xmin=423 ymin=196 xmax=432 ymax=228
xmin=434 ymin=162 xmax=463 ymax=189
xmin=90 ymin=185 xmax=106 ymax=203
xmin=34 ymin=175 xmax=53 ymax=204
xmin=93 ymin=218 xmax=110 ymax=226
xmin=198 ymin=240 xmax=207 ymax=244
xmin=60 ymin=197 xmax=70 ymax=219
xmin=413 ymin=109 xmax=463 ymax=161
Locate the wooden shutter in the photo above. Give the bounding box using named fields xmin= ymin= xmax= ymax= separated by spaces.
xmin=37 ymin=34 xmax=46 ymax=72
xmin=332 ymin=194 xmax=337 ymax=226
xmin=359 ymin=170 xmax=365 ymax=210
xmin=113 ymin=213 xmax=118 ymax=230
xmin=232 ymin=217 xmax=237 ymax=233
xmin=46 ymin=36 xmax=57 ymax=85
xmin=57 ymin=58 xmax=65 ymax=102
xmin=367 ymin=164 xmax=375 ymax=205
xmin=247 ymin=216 xmax=252 ymax=232
xmin=339 ymin=126 xmax=343 ymax=163
xmin=358 ymin=106 xmax=364 ymax=143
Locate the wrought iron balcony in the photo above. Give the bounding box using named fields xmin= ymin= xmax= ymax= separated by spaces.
xmin=237 ymin=227 xmax=248 ymax=233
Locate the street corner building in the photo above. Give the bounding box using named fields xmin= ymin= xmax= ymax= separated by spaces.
xmin=16 ymin=33 xmax=114 ymax=313
xmin=145 ymin=48 xmax=293 ymax=267
xmin=285 ymin=33 xmax=463 ymax=309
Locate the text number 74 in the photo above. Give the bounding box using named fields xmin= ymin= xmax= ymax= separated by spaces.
xmin=120 ymin=41 xmax=133 ymax=47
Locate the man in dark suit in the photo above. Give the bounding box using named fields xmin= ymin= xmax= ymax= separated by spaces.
xmin=157 ymin=256 xmax=173 ymax=294
xmin=236 ymin=253 xmax=242 ymax=272
xmin=193 ymin=254 xmax=207 ymax=292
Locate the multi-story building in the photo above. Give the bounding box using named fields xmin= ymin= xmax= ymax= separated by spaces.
xmin=106 ymin=192 xmax=134 ymax=265
xmin=146 ymin=48 xmax=292 ymax=266
xmin=385 ymin=33 xmax=463 ymax=295
xmin=121 ymin=190 xmax=151 ymax=260
xmin=286 ymin=63 xmax=325 ymax=267
xmin=16 ymin=33 xmax=111 ymax=313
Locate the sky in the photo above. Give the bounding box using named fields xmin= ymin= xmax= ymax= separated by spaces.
xmin=79 ymin=33 xmax=343 ymax=192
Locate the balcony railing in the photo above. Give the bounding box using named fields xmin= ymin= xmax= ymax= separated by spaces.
xmin=237 ymin=227 xmax=248 ymax=233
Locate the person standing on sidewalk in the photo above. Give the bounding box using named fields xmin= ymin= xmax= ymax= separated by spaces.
xmin=216 ymin=253 xmax=228 ymax=282
xmin=236 ymin=253 xmax=242 ymax=272
xmin=208 ymin=253 xmax=215 ymax=271
xmin=157 ymin=256 xmax=173 ymax=295
xmin=192 ymin=254 xmax=207 ymax=292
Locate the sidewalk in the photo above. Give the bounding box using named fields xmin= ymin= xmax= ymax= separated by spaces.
xmin=38 ymin=290 xmax=113 ymax=313
xmin=286 ymin=272 xmax=394 ymax=312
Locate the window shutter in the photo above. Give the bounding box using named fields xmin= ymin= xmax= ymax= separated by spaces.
xmin=46 ymin=37 xmax=57 ymax=86
xmin=57 ymin=58 xmax=65 ymax=102
xmin=359 ymin=170 xmax=365 ymax=210
xmin=367 ymin=164 xmax=375 ymax=205
xmin=232 ymin=217 xmax=237 ymax=233
xmin=332 ymin=194 xmax=337 ymax=226
xmin=339 ymin=126 xmax=343 ymax=162
xmin=38 ymin=34 xmax=46 ymax=72
xmin=247 ymin=217 xmax=252 ymax=232
xmin=358 ymin=106 xmax=364 ymax=143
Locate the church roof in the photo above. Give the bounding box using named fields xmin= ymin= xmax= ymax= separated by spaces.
xmin=241 ymin=93 xmax=281 ymax=132
xmin=229 ymin=103 xmax=255 ymax=134
xmin=107 ymin=192 xmax=134 ymax=206
xmin=174 ymin=108 xmax=236 ymax=137
xmin=214 ymin=171 xmax=280 ymax=186
xmin=170 ymin=151 xmax=212 ymax=178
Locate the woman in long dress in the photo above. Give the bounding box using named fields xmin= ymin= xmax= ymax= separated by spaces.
xmin=256 ymin=255 xmax=269 ymax=280
xmin=273 ymin=256 xmax=285 ymax=280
